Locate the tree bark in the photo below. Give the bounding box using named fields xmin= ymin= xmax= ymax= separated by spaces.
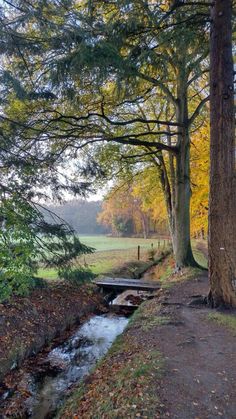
xmin=173 ymin=130 xmax=196 ymax=268
xmin=208 ymin=0 xmax=236 ymax=307
xmin=153 ymin=107 xmax=197 ymax=268
xmin=172 ymin=74 xmax=197 ymax=268
xmin=140 ymin=212 xmax=149 ymax=239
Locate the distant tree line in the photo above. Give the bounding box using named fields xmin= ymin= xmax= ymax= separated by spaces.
xmin=45 ymin=200 xmax=109 ymax=235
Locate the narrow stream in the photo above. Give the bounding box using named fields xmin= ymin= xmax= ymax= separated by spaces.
xmin=23 ymin=314 xmax=129 ymax=418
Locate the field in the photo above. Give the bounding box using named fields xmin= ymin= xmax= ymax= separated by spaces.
xmin=37 ymin=235 xmax=207 ymax=280
xmin=79 ymin=235 xmax=168 ymax=251
xmin=37 ymin=236 xmax=169 ymax=280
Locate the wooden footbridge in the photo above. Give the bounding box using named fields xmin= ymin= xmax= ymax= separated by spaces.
xmin=93 ymin=277 xmax=161 ymax=292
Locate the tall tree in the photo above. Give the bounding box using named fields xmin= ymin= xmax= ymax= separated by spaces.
xmin=208 ymin=0 xmax=236 ymax=307
xmin=0 ymin=0 xmax=209 ymax=268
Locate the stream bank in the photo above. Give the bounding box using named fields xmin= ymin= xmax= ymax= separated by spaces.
xmin=0 ymin=313 xmax=128 ymax=418
xmin=58 ymin=271 xmax=236 ymax=419
xmin=0 ymin=274 xmax=159 ymax=417
xmin=0 ymin=282 xmax=105 ymax=384
xmin=0 ymin=249 xmax=172 ymax=418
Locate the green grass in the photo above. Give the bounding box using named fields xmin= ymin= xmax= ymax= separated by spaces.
xmin=79 ymin=235 xmax=166 ymax=251
xmin=37 ymin=268 xmax=59 ymax=280
xmin=37 ymin=236 xmax=207 ymax=281
xmin=208 ymin=312 xmax=236 ymax=334
xmin=36 ymin=235 xmax=168 ymax=280
xmin=192 ymin=240 xmax=208 ymax=268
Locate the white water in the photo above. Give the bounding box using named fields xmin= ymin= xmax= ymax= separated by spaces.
xmin=28 ymin=314 xmax=128 ymax=418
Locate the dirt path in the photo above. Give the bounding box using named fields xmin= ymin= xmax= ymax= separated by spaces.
xmin=156 ymin=275 xmax=236 ymax=418
xmin=60 ymin=273 xmax=236 ymax=419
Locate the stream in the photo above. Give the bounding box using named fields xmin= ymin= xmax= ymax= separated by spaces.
xmin=1 ymin=314 xmax=129 ymax=418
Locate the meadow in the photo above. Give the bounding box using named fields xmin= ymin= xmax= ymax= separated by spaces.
xmin=37 ymin=235 xmax=207 ymax=280
xmin=37 ymin=235 xmax=169 ymax=279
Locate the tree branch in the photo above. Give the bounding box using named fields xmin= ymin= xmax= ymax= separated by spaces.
xmin=188 ymin=96 xmax=210 ymax=126
xmin=43 ymin=109 xmax=182 ymax=128
xmin=106 ymin=136 xmax=179 ymax=154
xmin=135 ymin=71 xmax=178 ymax=107
xmin=187 ymin=69 xmax=209 ymax=86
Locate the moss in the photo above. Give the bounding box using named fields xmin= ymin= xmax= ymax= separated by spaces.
xmin=208 ymin=312 xmax=236 ymax=334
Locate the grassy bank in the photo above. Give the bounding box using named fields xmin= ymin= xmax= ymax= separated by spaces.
xmin=208 ymin=312 xmax=236 ymax=334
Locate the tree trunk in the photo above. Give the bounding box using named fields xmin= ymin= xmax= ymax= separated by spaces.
xmin=154 ymin=119 xmax=197 ymax=268
xmin=139 ymin=212 xmax=149 ymax=239
xmin=172 ymin=76 xmax=197 ymax=268
xmin=173 ymin=129 xmax=196 ymax=268
xmin=155 ymin=154 xmax=175 ymax=242
xmin=208 ymin=0 xmax=236 ymax=307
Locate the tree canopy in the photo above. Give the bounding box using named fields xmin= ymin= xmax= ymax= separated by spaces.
xmin=0 ymin=0 xmax=235 ymax=306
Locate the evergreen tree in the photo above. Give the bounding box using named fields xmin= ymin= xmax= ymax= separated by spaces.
xmin=0 ymin=1 xmax=210 ymax=269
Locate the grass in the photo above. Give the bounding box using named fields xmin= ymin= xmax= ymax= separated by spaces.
xmin=192 ymin=239 xmax=208 ymax=268
xmin=36 ymin=235 xmax=169 ymax=280
xmin=78 ymin=235 xmax=167 ymax=252
xmin=36 ymin=236 xmax=207 ymax=282
xmin=126 ymin=299 xmax=171 ymax=332
xmin=208 ymin=312 xmax=236 ymax=334
xmin=37 ymin=268 xmax=59 ymax=280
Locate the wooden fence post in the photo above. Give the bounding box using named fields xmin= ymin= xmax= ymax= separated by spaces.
xmin=138 ymin=245 xmax=140 ymax=260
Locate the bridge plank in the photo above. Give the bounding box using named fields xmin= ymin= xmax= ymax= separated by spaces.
xmin=93 ymin=277 xmax=160 ymax=291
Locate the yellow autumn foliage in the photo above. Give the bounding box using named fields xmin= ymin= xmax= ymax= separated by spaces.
xmin=98 ymin=121 xmax=209 ymax=239
xmin=190 ymin=122 xmax=209 ymax=238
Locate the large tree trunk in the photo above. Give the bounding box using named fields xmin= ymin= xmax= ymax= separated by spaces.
xmin=208 ymin=0 xmax=236 ymax=307
xmin=172 ymin=77 xmax=197 ymax=268
xmin=173 ymin=128 xmax=196 ymax=268
xmin=155 ymin=119 xmax=197 ymax=268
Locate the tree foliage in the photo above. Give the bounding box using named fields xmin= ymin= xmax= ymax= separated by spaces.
xmin=0 ymin=194 xmax=93 ymax=301
xmin=98 ymin=179 xmax=168 ymax=238
xmin=0 ymin=0 xmax=234 ymax=306
xmin=0 ymin=0 xmax=210 ymax=267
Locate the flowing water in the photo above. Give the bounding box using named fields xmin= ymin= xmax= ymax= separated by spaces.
xmin=23 ymin=314 xmax=129 ymax=418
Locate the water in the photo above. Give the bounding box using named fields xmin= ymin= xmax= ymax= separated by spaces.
xmin=27 ymin=314 xmax=129 ymax=418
